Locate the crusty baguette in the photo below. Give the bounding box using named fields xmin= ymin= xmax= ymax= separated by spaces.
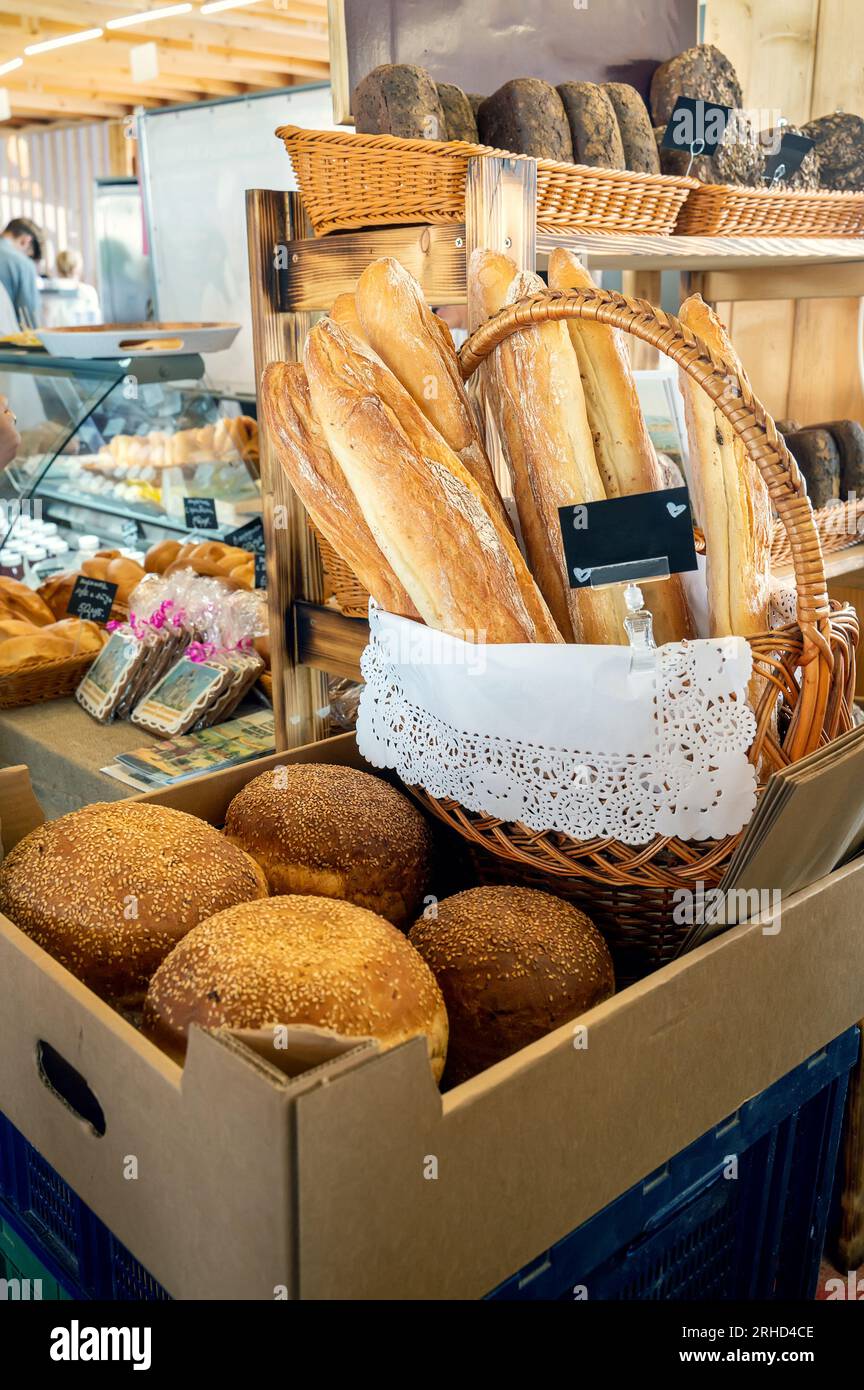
xmin=330 ymin=292 xmax=372 ymax=348
xmin=355 ymin=257 xmax=511 ymax=531
xmin=677 ymin=295 xmax=772 ymax=637
xmin=469 ymin=249 xmax=623 ymax=644
xmin=548 ymin=248 xmax=694 ymax=645
xmin=260 ymin=361 xmax=421 ymax=621
xmin=304 ymin=318 xmax=562 ymax=644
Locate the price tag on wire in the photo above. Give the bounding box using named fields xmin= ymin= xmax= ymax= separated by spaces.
xmin=661 ymin=95 xmax=733 ymax=175
xmin=67 ymin=575 xmax=118 ymax=623
xmin=557 ymin=488 xmax=698 ymax=590
xmin=764 ymin=130 xmax=815 ymax=186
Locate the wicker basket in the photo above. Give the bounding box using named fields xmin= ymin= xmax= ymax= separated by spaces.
xmin=308 ymin=519 xmax=370 ymax=618
xmin=277 ymin=125 xmax=698 ymax=238
xmin=0 ymin=650 xmax=99 ymax=710
xmin=771 ymin=495 xmax=864 ymax=568
xmin=675 ymin=182 xmax=864 ymax=238
xmin=396 ymin=286 xmax=857 ymax=980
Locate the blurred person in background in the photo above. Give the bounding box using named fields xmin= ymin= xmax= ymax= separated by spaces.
xmin=0 ymin=280 xmax=21 ymax=466
xmin=0 ymin=218 xmax=42 ymax=328
xmin=40 ymin=249 xmax=101 ymax=328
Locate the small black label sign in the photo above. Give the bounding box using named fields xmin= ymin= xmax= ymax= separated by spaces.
xmin=226 ymin=516 xmax=266 ymax=554
xmin=661 ymin=95 xmax=733 ymax=157
xmin=558 ymin=488 xmax=698 ymax=590
xmin=254 ymin=552 xmax=267 ymax=589
xmin=183 ymin=497 xmax=218 ymax=530
xmin=764 ymin=130 xmax=815 ymax=184
xmin=67 ymin=575 xmax=118 ymax=623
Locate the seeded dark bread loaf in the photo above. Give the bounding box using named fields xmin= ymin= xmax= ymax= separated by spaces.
xmin=224 ymin=763 xmax=431 ymax=928
xmin=785 ymin=428 xmax=841 ymax=510
xmin=650 ymin=43 xmax=743 ymax=128
xmin=409 ymin=886 xmax=614 ymax=1085
xmin=0 ymin=802 xmax=268 ymax=1008
xmin=477 ymin=79 xmax=573 ymax=161
xmin=603 ymin=83 xmax=660 ymax=173
xmin=801 ymin=113 xmax=864 ymax=191
xmin=468 ymin=93 xmax=485 ymax=118
xmin=556 ymin=82 xmax=625 ymax=169
xmin=143 ymin=895 xmax=449 ymax=1080
xmin=811 ymin=420 xmax=864 ymax=497
xmin=353 ymin=64 xmax=446 ymax=141
xmin=436 ymin=82 xmax=478 ymax=143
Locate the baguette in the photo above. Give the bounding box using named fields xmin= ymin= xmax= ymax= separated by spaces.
xmin=260 ymin=361 xmax=420 ymax=621
xmin=304 ymin=317 xmax=562 ymax=644
xmin=355 ymin=257 xmax=510 ymax=531
xmin=469 ymin=250 xmax=623 ymax=644
xmin=547 ymin=249 xmax=694 ymax=645
xmin=677 ymin=295 xmax=771 ymax=638
xmin=330 ymin=293 xmax=372 ymax=348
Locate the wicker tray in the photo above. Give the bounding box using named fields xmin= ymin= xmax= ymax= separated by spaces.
xmin=771 ymin=495 xmax=864 ymax=568
xmin=675 ymin=181 xmax=864 ymax=238
xmin=0 ymin=650 xmax=98 ymax=710
xmin=277 ymin=125 xmax=698 ymax=238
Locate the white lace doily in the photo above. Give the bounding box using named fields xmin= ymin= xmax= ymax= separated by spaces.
xmin=356 ymin=606 xmax=758 ymax=846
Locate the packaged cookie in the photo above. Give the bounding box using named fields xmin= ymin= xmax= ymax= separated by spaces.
xmin=76 ymin=628 xmax=150 ymax=723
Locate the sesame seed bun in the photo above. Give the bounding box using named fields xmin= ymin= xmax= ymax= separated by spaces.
xmin=0 ymin=802 xmax=269 ymax=1009
xmin=223 ymin=763 xmax=431 ymax=928
xmin=142 ymin=894 xmax=449 ymax=1080
xmin=409 ymin=886 xmax=614 ymax=1084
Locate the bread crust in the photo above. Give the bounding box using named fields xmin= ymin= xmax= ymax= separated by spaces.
xmin=356 ymin=257 xmax=510 ymax=531
xmin=548 ymin=249 xmax=694 ymax=644
xmin=678 ymin=295 xmax=771 ymax=637
xmin=142 ymin=894 xmax=449 ymax=1081
xmin=260 ymin=360 xmax=420 ymax=620
xmin=469 ymin=250 xmax=624 ymax=643
xmin=304 ymin=317 xmax=562 ymax=643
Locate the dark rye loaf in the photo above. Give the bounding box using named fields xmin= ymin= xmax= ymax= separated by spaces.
xmin=603 ymin=82 xmax=660 ymax=173
xmin=557 ymin=82 xmax=625 ymax=169
xmin=801 ymin=113 xmax=864 ymax=191
xmin=436 ymin=82 xmax=478 ymax=143
xmin=354 ymin=64 xmax=446 ymax=141
xmin=650 ymin=43 xmax=743 ymax=128
xmin=478 ymin=78 xmax=573 ymax=161
xmin=785 ymin=428 xmax=841 ymax=510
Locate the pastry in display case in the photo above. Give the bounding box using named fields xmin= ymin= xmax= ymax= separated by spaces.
xmin=0 ymin=348 xmax=261 ymax=584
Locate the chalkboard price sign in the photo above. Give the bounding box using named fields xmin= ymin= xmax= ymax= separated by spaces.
xmin=661 ymin=95 xmax=732 ymax=158
xmin=67 ymin=575 xmax=119 ymax=624
xmin=226 ymin=516 xmax=266 ymax=554
xmin=558 ymin=488 xmax=698 ymax=589
xmin=183 ymin=497 xmax=218 ymax=530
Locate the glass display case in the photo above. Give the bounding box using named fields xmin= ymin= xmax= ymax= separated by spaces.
xmin=0 ymin=350 xmax=261 ymax=578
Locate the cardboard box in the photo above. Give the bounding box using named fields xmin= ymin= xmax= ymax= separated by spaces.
xmin=1 ymin=733 xmax=864 ymax=1299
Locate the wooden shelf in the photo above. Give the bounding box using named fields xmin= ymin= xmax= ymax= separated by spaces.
xmin=280 ymin=225 xmax=864 ymax=311
xmin=294 ymin=600 xmax=367 ymax=681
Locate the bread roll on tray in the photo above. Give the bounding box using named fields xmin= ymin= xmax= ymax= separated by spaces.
xmin=355 ymin=257 xmax=510 ymax=530
xmin=143 ymin=895 xmax=449 ymax=1081
xmin=547 ymin=249 xmax=694 ymax=645
xmin=261 ymin=360 xmax=421 ymax=621
xmin=469 ymin=249 xmax=623 ymax=644
xmin=304 ymin=316 xmax=561 ymax=644
xmin=677 ymin=295 xmax=771 ymax=638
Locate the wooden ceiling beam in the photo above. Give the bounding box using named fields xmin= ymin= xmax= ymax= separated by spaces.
xmin=6 ymin=89 xmax=129 ymax=117
xmin=18 ymin=53 xmax=245 ymax=97
xmin=0 ymin=10 xmax=329 ymax=64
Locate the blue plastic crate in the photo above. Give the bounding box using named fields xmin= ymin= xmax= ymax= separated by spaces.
xmin=0 ymin=1029 xmax=857 ymax=1301
xmin=0 ymin=1111 xmax=169 ymax=1301
xmin=488 ymin=1027 xmax=859 ymax=1300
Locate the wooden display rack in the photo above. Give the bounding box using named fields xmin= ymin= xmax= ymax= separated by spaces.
xmin=245 ymin=156 xmax=864 ymax=748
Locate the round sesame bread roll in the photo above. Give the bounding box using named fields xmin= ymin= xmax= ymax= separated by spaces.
xmin=0 ymin=803 xmax=269 ymax=1009
xmin=223 ymin=763 xmax=431 ymax=929
xmin=409 ymin=885 xmax=614 ymax=1084
xmin=142 ymin=894 xmax=449 ymax=1079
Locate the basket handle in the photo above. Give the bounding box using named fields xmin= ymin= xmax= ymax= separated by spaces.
xmin=459 ymin=286 xmax=833 ymax=759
